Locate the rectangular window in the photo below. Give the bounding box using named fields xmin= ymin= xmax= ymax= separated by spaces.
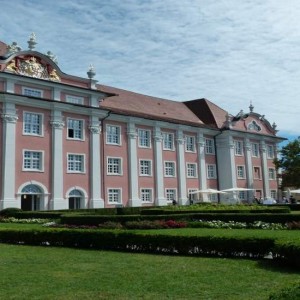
xmin=185 ymin=135 xmax=195 ymax=152
xmin=267 ymin=145 xmax=275 ymax=159
xmin=188 ymin=189 xmax=198 ymax=202
xmin=22 ymin=87 xmax=43 ymax=98
xmin=106 ymin=125 xmax=121 ymax=145
xmin=269 ymin=168 xmax=276 ymax=180
xmin=107 ymin=157 xmax=122 ymax=175
xmin=237 ymin=166 xmax=245 ymax=179
xmin=205 ymin=138 xmax=215 ymax=154
xmin=238 ymin=191 xmax=246 ymax=201
xmin=138 ymin=129 xmax=151 ymax=148
xmin=108 ymin=189 xmax=121 ymax=203
xmin=187 ymin=163 xmax=197 ymax=178
xmin=270 ymin=190 xmax=277 ymax=199
xmin=67 ymin=118 xmax=84 ymax=140
xmin=23 ymin=112 xmax=42 ymax=136
xmin=163 ymin=132 xmax=174 ymax=150
xmin=166 ymin=189 xmax=177 ymax=202
xmin=234 ymin=140 xmax=243 ymax=156
xmin=66 ymin=95 xmax=84 ymax=104
xmin=23 ymin=150 xmax=43 ymax=171
xmin=164 ymin=161 xmax=176 ymax=177
xmin=141 ymin=189 xmax=153 ymax=202
xmin=252 ymin=143 xmax=259 ymax=157
xmin=208 ymin=194 xmax=217 ymax=202
xmin=68 ymin=154 xmax=84 ymax=172
xmin=139 ymin=160 xmax=152 ymax=176
xmin=253 ymin=167 xmax=261 ymax=179
xmin=207 ymin=164 xmax=216 ymax=179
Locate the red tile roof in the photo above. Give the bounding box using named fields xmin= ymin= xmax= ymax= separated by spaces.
xmin=99 ymin=85 xmax=209 ymax=128
xmin=184 ymin=98 xmax=228 ymax=129
xmin=0 ymin=41 xmax=7 ymax=56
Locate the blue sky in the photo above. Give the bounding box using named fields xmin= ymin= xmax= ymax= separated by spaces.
xmin=0 ymin=0 xmax=299 ymax=144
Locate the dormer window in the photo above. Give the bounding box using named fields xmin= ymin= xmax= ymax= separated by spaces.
xmin=247 ymin=120 xmax=261 ymax=132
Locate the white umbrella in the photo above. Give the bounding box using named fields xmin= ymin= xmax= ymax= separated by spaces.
xmin=221 ymin=187 xmax=254 ymax=192
xmin=189 ymin=189 xmax=227 ymax=194
xmin=289 ymin=189 xmax=300 ymax=193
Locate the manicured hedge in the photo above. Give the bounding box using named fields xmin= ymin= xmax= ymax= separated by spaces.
xmin=60 ymin=212 xmax=300 ymax=226
xmin=141 ymin=207 xmax=290 ymax=215
xmin=0 ymin=228 xmax=299 ymax=267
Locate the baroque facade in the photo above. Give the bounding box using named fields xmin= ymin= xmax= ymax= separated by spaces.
xmin=0 ymin=35 xmax=284 ymax=211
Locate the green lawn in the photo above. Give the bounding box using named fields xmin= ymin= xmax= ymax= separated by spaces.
xmin=0 ymin=243 xmax=299 ymax=300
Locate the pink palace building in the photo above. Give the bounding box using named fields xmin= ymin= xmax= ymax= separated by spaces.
xmin=0 ymin=34 xmax=284 ymax=211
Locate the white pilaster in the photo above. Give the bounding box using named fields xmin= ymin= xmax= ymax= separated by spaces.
xmin=1 ymin=102 xmax=18 ymax=209
xmin=5 ymin=79 xmax=16 ymax=93
xmin=176 ymin=129 xmax=187 ymax=205
xmin=197 ymin=133 xmax=207 ymax=201
xmin=260 ymin=141 xmax=270 ymax=198
xmin=50 ymin=110 xmax=66 ymax=210
xmin=244 ymin=138 xmax=254 ymax=201
xmin=53 ymin=87 xmax=61 ymax=101
xmin=89 ymin=116 xmax=104 ymax=208
xmin=154 ymin=126 xmax=167 ymax=206
xmin=216 ymin=134 xmax=237 ymax=203
xmin=127 ymin=122 xmax=140 ymax=207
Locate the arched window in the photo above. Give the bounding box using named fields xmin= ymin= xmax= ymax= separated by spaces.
xmin=21 ymin=184 xmax=42 ymax=194
xmin=68 ymin=189 xmax=83 ymax=209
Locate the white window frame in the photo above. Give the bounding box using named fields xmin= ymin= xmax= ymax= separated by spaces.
xmin=106 ymin=124 xmax=121 ymax=145
xmin=253 ymin=166 xmax=261 ymax=180
xmin=205 ymin=138 xmax=215 ymax=155
xmin=237 ymin=165 xmax=245 ymax=179
xmin=238 ymin=191 xmax=246 ymax=201
xmin=22 ymin=150 xmax=44 ymax=172
xmin=66 ymin=95 xmax=84 ymax=104
xmin=140 ymin=188 xmax=153 ymax=203
xmin=162 ymin=132 xmax=174 ymax=150
xmin=188 ymin=189 xmax=198 ymax=202
xmin=108 ymin=188 xmax=122 ymax=204
xmin=139 ymin=159 xmax=152 ymax=176
xmin=107 ymin=157 xmax=123 ymax=175
xmin=23 ymin=111 xmax=43 ymax=136
xmin=234 ymin=140 xmax=243 ymax=156
xmin=186 ymin=163 xmax=198 ymax=178
xmin=251 ymin=143 xmax=259 ymax=157
xmin=165 ymin=188 xmax=177 ymax=202
xmin=268 ymin=168 xmax=276 ymax=180
xmin=207 ymin=164 xmax=217 ymax=179
xmin=67 ymin=153 xmax=85 ymax=173
xmin=22 ymin=87 xmax=43 ymax=98
xmin=164 ymin=161 xmax=176 ymax=177
xmin=67 ymin=118 xmax=85 ymax=140
xmin=270 ymin=190 xmax=277 ymax=199
xmin=138 ymin=129 xmax=151 ymax=148
xmin=267 ymin=145 xmax=275 ymax=159
xmin=185 ymin=135 xmax=195 ymax=152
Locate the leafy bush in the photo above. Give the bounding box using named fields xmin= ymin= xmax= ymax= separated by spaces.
xmin=0 ymin=217 xmax=50 ymax=224
xmin=286 ymin=221 xmax=300 ymax=230
xmin=0 ymin=208 xmax=22 ymax=217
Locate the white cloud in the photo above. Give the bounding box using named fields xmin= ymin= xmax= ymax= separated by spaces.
xmin=0 ymin=0 xmax=299 ymax=137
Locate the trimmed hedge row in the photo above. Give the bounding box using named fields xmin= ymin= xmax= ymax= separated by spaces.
xmin=0 ymin=228 xmax=275 ymax=258
xmin=141 ymin=207 xmax=291 ymax=215
xmin=0 ymin=228 xmax=299 ymax=267
xmin=60 ymin=212 xmax=300 ymax=225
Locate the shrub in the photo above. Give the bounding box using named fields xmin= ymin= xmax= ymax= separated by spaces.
xmin=0 ymin=208 xmax=22 ymax=217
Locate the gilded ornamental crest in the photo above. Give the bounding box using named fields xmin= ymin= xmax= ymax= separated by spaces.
xmin=4 ymin=56 xmax=60 ymax=82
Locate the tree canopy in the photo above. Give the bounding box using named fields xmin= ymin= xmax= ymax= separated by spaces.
xmin=274 ymin=138 xmax=300 ymax=188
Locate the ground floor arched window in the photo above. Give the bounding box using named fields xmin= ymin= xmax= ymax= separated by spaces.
xmin=68 ymin=189 xmax=83 ymax=209
xmin=21 ymin=184 xmax=43 ymax=211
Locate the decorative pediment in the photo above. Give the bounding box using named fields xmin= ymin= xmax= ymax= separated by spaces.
xmin=247 ymin=120 xmax=261 ymax=132
xmin=4 ymin=55 xmax=60 ymax=82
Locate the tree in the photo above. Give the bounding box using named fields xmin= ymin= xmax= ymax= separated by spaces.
xmin=274 ymin=138 xmax=300 ymax=188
